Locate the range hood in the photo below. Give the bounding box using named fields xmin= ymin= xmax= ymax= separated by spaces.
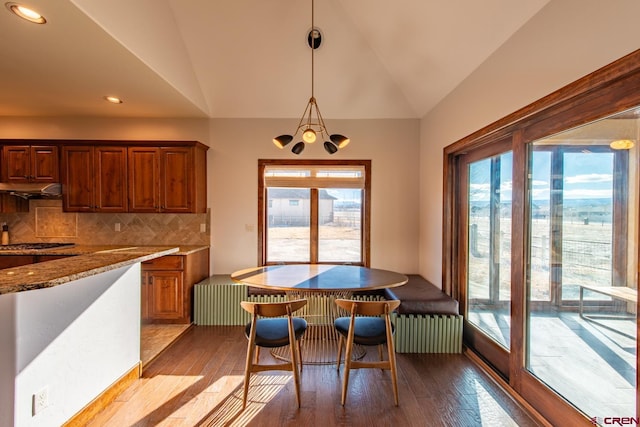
xmin=0 ymin=182 xmax=62 ymax=199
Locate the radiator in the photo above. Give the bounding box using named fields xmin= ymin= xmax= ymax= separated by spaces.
xmin=393 ymin=314 xmax=463 ymax=353
xmin=194 ymin=279 xmax=463 ymax=353
xmin=194 ymin=279 xmax=285 ymax=325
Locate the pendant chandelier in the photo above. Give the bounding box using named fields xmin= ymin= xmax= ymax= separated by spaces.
xmin=272 ymin=0 xmax=350 ymax=155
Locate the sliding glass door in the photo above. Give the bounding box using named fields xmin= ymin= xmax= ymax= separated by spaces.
xmin=459 ymin=141 xmax=512 ymax=376
xmin=444 ymin=51 xmax=640 ymax=425
xmin=525 ymin=111 xmax=637 ymax=419
xmin=454 ymin=109 xmax=638 ymax=421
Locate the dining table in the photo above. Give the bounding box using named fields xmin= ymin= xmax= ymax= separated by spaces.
xmin=231 ymin=264 xmax=408 ymax=364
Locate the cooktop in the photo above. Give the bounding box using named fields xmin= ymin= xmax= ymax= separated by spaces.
xmin=0 ymin=242 xmax=75 ymax=250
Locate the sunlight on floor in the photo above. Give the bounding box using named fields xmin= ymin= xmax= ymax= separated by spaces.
xmin=475 ymin=379 xmax=520 ymax=427
xmin=199 ymin=374 xmax=292 ymax=426
xmin=129 ymin=374 xmax=203 ymax=425
xmin=122 ymin=373 xmax=292 ymax=426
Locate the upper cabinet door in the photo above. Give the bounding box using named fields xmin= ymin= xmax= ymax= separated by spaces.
xmin=31 ymin=146 xmax=59 ymax=182
xmin=159 ymin=147 xmax=192 ymax=213
xmin=94 ymin=146 xmax=127 ymax=212
xmin=61 ymin=146 xmax=94 ymax=212
xmin=2 ymin=145 xmax=58 ymax=182
xmin=128 ymin=147 xmax=160 ymax=212
xmin=3 ymin=146 xmax=30 ymax=182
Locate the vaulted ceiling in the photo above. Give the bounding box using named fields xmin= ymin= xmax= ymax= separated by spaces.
xmin=0 ymin=0 xmax=549 ymax=119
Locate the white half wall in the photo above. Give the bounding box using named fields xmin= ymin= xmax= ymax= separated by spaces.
xmin=0 ymin=264 xmax=141 ymax=427
xmin=419 ymin=0 xmax=640 ymax=286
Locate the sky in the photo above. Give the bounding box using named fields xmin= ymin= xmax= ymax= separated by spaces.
xmin=469 ymin=150 xmax=616 ymax=203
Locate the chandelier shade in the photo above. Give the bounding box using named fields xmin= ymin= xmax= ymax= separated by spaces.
xmin=271 ymin=0 xmax=349 ymax=155
xmin=292 ymin=142 xmax=306 ymax=155
xmin=324 ymin=141 xmax=338 ymax=154
xmin=273 ymin=135 xmax=294 ymax=149
xmin=302 ymin=128 xmax=317 ymax=143
xmin=330 ymin=134 xmax=350 ymax=148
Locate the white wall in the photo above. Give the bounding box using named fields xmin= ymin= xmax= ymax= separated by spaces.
xmin=0 ymin=264 xmax=141 ymax=427
xmin=418 ymin=0 xmax=640 ymax=286
xmin=209 ymin=118 xmax=420 ymax=274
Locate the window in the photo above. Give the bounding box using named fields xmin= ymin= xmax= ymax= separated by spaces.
xmin=258 ymin=159 xmax=371 ymax=266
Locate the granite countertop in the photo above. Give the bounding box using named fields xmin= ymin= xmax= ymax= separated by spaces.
xmin=0 ymin=245 xmax=210 ymax=295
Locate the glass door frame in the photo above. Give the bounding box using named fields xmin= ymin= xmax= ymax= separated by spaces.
xmin=442 ymin=50 xmax=640 ymax=426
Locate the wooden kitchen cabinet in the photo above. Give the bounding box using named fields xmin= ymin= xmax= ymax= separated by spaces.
xmin=0 ymin=194 xmax=29 ymax=213
xmin=61 ymin=145 xmax=127 ymax=212
xmin=2 ymin=145 xmax=59 ymax=183
xmin=141 ymin=248 xmax=209 ymax=323
xmin=128 ymin=144 xmax=207 ymax=213
xmin=0 ymin=255 xmax=74 ymax=269
xmin=0 ymin=255 xmax=35 ymax=269
xmin=143 ymin=269 xmax=184 ymax=321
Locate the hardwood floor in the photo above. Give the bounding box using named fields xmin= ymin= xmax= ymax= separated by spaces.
xmin=141 ymin=324 xmax=192 ymax=368
xmin=89 ymin=326 xmax=541 ymax=426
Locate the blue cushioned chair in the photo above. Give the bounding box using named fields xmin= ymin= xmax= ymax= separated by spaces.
xmin=334 ymin=298 xmax=401 ymax=406
xmin=240 ymin=299 xmax=308 ymax=409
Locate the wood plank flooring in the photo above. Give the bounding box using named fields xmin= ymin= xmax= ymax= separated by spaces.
xmin=89 ymin=326 xmax=540 ymax=427
xmin=141 ymin=324 xmax=192 ymax=368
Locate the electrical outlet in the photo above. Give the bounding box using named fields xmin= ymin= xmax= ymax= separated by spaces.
xmin=32 ymin=386 xmax=49 ymax=415
xmin=200 ymin=223 xmax=206 ymax=233
xmin=115 ymin=223 xmax=121 ymax=232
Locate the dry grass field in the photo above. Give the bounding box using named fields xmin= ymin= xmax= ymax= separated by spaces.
xmin=468 ymin=216 xmax=615 ymax=302
xmin=267 ymin=210 xmax=362 ymax=262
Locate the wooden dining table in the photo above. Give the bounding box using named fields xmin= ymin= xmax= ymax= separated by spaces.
xmin=231 ymin=264 xmax=408 ymax=364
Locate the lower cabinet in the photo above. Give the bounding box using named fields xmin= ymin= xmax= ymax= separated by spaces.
xmin=0 ymin=194 xmax=29 ymax=213
xmin=142 ymin=269 xmax=183 ymax=321
xmin=0 ymin=254 xmax=74 ymax=270
xmin=141 ymin=248 xmax=209 ymax=324
xmin=0 ymin=255 xmax=35 ymax=269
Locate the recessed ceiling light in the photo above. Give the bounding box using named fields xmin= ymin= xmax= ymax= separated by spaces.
xmin=5 ymin=2 xmax=46 ymax=24
xmin=104 ymin=96 xmax=123 ymax=104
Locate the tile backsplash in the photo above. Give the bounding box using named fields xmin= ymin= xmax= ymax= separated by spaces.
xmin=0 ymin=199 xmax=210 ymax=246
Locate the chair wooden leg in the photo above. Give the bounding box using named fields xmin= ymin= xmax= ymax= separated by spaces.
xmin=341 ymin=337 xmax=354 ymax=405
xmin=297 ymin=339 xmax=304 ymax=372
xmin=387 ymin=340 xmax=399 ymax=406
xmin=243 ymin=342 xmax=255 ymax=409
xmin=336 ymin=336 xmax=344 ymax=371
xmin=255 ymin=346 xmax=260 ymax=364
xmin=290 ymin=339 xmax=302 ymax=408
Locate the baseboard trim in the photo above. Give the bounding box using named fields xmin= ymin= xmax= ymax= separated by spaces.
xmin=464 ymin=349 xmax=553 ymax=427
xmin=62 ymin=362 xmax=141 ymax=427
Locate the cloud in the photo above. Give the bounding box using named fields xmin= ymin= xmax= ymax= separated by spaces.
xmin=565 ymin=174 xmax=612 ymax=184
xmin=531 ymin=180 xmax=548 ymax=187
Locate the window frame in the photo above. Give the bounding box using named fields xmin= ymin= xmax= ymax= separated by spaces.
xmin=258 ymin=159 xmax=371 ymax=266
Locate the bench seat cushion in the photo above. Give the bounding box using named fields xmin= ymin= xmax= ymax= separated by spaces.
xmin=384 ymin=275 xmax=459 ymax=315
